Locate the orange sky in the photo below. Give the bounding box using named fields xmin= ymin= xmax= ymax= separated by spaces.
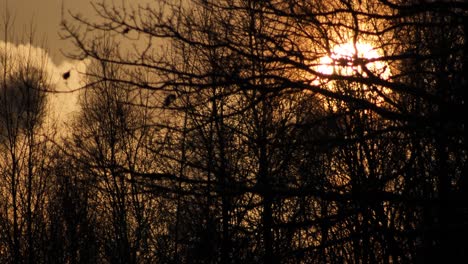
xmin=0 ymin=0 xmax=154 ymax=64
xmin=0 ymin=0 xmax=97 ymax=64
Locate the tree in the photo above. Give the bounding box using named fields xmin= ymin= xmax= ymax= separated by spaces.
xmin=0 ymin=38 xmax=53 ymax=264
xmin=45 ymin=151 xmax=99 ymax=264
xmin=61 ymin=0 xmax=468 ymax=262
xmin=64 ymin=39 xmax=163 ymax=263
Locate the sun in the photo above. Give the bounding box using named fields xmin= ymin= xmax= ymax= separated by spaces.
xmin=312 ymin=41 xmax=392 ymax=110
xmin=315 ymin=42 xmax=390 ymax=79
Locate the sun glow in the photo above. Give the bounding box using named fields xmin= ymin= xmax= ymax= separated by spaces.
xmin=312 ymin=42 xmax=392 ymax=110
xmin=316 ymin=42 xmax=390 ymax=80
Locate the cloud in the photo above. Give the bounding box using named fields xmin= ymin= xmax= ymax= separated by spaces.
xmin=0 ymin=41 xmax=88 ymax=132
xmin=48 ymin=58 xmax=89 ymax=126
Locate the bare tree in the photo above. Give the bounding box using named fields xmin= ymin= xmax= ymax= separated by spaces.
xmin=0 ymin=32 xmax=53 ymax=264
xmin=63 ymin=38 xmax=164 ymax=263
xmin=59 ymin=0 xmax=468 ymax=262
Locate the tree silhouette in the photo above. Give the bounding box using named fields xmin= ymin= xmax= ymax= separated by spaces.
xmin=1 ymin=39 xmax=53 ymax=264
xmin=0 ymin=0 xmax=456 ymax=263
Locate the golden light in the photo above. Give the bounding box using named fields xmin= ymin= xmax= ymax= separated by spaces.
xmin=315 ymin=42 xmax=390 ymax=80
xmin=312 ymin=41 xmax=392 ymax=110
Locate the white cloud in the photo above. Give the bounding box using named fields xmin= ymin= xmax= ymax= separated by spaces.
xmin=0 ymin=41 xmax=88 ymax=132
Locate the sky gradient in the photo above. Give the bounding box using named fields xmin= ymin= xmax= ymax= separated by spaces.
xmin=0 ymin=0 xmax=96 ymax=64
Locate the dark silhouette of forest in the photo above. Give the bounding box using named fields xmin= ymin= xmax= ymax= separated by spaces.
xmin=1 ymin=0 xmax=468 ymax=263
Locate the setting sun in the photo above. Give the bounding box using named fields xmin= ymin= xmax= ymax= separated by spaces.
xmin=312 ymin=41 xmax=392 ymax=109
xmin=316 ymin=42 xmax=390 ymax=79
